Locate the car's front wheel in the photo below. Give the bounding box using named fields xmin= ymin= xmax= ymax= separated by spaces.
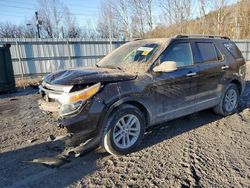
xmin=102 ymin=104 xmax=145 ymax=155
xmin=213 ymin=83 xmax=239 ymax=116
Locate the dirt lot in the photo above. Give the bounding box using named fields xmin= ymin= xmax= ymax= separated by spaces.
xmin=0 ymin=63 xmax=250 ymax=188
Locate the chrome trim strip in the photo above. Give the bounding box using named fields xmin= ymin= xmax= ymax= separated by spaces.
xmin=39 ymin=85 xmax=63 ymax=100
xmin=42 ymin=81 xmax=73 ymax=93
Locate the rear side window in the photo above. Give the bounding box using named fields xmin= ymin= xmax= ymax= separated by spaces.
xmin=196 ymin=42 xmax=218 ymax=62
xmin=224 ymin=42 xmax=242 ymax=58
xmin=215 ymin=46 xmax=223 ymax=61
xmin=160 ymin=42 xmax=193 ymax=67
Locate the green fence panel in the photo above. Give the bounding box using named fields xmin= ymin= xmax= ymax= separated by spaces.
xmin=0 ymin=44 xmax=15 ymax=93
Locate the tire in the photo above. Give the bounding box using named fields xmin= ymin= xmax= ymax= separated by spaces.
xmin=102 ymin=104 xmax=146 ymax=155
xmin=213 ymin=83 xmax=239 ymax=116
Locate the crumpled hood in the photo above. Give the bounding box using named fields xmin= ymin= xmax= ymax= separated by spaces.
xmin=43 ymin=67 xmax=137 ymax=85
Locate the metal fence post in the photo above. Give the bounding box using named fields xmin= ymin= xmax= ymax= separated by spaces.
xmin=15 ymin=40 xmax=24 ymax=79
xmin=67 ymin=40 xmax=73 ymax=68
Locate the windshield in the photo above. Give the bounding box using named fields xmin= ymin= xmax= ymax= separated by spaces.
xmin=97 ymin=40 xmax=163 ymax=73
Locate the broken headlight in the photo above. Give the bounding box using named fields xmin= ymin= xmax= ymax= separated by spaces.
xmin=58 ymin=83 xmax=101 ymax=116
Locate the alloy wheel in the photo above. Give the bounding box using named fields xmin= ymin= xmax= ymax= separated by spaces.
xmin=112 ymin=114 xmax=141 ymax=149
xmin=223 ymin=88 xmax=237 ymax=112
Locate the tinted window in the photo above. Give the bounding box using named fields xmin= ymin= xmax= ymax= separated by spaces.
xmin=224 ymin=42 xmax=243 ymax=58
xmin=160 ymin=43 xmax=193 ymax=67
xmin=196 ymin=42 xmax=218 ymax=62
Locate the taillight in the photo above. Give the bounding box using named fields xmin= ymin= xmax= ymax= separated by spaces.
xmin=239 ymin=64 xmax=246 ymax=79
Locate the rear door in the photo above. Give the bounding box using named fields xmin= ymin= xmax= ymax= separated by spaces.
xmin=192 ymin=40 xmax=226 ymax=106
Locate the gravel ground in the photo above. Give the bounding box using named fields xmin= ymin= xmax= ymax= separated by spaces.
xmin=0 ymin=63 xmax=249 ymax=188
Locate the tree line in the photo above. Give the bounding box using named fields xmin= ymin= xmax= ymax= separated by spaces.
xmin=0 ymin=0 xmax=249 ymax=39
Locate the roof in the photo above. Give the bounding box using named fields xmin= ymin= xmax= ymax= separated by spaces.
xmin=174 ymin=34 xmax=230 ymax=40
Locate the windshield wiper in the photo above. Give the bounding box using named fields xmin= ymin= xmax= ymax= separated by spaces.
xmin=98 ymin=65 xmax=124 ymax=71
xmin=115 ymin=66 xmax=123 ymax=70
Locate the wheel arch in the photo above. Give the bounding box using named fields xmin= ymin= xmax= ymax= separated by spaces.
xmin=99 ymin=97 xmax=152 ymax=131
xmin=229 ymin=79 xmax=243 ymax=94
xmin=123 ymin=100 xmax=150 ymax=127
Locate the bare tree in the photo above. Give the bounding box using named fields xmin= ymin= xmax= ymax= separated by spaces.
xmin=129 ymin=0 xmax=145 ymax=37
xmin=210 ymin=0 xmax=230 ymax=35
xmin=0 ymin=22 xmax=36 ymax=38
xmin=37 ymin=0 xmax=54 ymax=37
xmin=147 ymin=0 xmax=153 ymax=31
xmin=96 ymin=0 xmax=154 ymax=39
xmin=197 ymin=0 xmax=210 ymax=34
xmin=1 ymin=0 xmax=249 ymax=39
xmin=63 ymin=7 xmax=81 ymax=38
xmin=0 ymin=22 xmax=18 ymax=38
xmin=96 ymin=0 xmax=120 ymax=38
xmin=37 ymin=0 xmax=79 ymax=38
xmin=112 ymin=0 xmax=131 ymax=39
xmin=160 ymin=0 xmax=192 ymax=33
xmin=81 ymin=20 xmax=98 ymax=39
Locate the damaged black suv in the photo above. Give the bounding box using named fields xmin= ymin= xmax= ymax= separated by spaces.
xmin=39 ymin=35 xmax=246 ymax=155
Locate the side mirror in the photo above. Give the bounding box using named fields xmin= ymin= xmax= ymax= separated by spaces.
xmin=153 ymin=61 xmax=177 ymax=73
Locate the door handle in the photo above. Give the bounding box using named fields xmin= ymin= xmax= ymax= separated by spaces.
xmin=221 ymin=65 xmax=229 ymax=70
xmin=186 ymin=72 xmax=197 ymax=77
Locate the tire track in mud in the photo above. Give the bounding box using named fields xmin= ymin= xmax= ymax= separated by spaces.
xmin=180 ymin=134 xmax=202 ymax=187
xmin=179 ymin=129 xmax=226 ymax=188
xmin=187 ymin=117 xmax=250 ymax=188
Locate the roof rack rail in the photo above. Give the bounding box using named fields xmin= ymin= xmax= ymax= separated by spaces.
xmin=174 ymin=34 xmax=230 ymax=40
xmin=132 ymin=38 xmax=143 ymax=41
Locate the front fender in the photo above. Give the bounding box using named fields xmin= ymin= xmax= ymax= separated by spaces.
xmin=97 ymin=96 xmax=153 ymax=133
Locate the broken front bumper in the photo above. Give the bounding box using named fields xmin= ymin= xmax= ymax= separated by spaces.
xmin=38 ymin=99 xmax=60 ymax=113
xmin=37 ymin=82 xmax=106 ymax=158
xmin=38 ymin=84 xmax=106 ymax=136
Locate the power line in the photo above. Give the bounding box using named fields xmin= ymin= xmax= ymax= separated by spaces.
xmin=0 ymin=14 xmax=26 ymax=18
xmin=0 ymin=10 xmax=33 ymax=15
xmin=0 ymin=4 xmax=36 ymax=10
xmin=64 ymin=3 xmax=99 ymax=9
xmin=70 ymin=12 xmax=98 ymax=16
xmin=0 ymin=1 xmax=99 ymax=11
xmin=0 ymin=11 xmax=32 ymax=17
xmin=5 ymin=0 xmax=99 ymax=10
xmin=3 ymin=0 xmax=37 ymax=6
xmin=0 ymin=11 xmax=97 ymax=19
xmin=0 ymin=3 xmax=98 ymax=16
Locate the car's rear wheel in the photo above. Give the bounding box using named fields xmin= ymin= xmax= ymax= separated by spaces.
xmin=213 ymin=83 xmax=239 ymax=116
xmin=102 ymin=104 xmax=145 ymax=155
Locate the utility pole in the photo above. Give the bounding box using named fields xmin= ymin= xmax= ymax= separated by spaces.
xmin=35 ymin=11 xmax=41 ymax=38
xmin=180 ymin=0 xmax=183 ymax=33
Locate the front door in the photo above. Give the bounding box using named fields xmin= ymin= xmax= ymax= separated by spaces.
xmin=148 ymin=41 xmax=200 ymax=124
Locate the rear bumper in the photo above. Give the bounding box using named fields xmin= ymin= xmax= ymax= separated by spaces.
xmin=241 ymin=79 xmax=246 ymax=95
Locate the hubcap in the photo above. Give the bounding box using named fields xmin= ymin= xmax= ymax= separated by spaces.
xmin=112 ymin=114 xmax=140 ymax=149
xmin=224 ymin=88 xmax=237 ymax=112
